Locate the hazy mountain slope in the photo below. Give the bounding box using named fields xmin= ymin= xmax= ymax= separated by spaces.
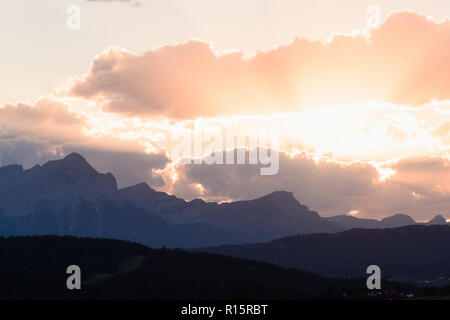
xmin=119 ymin=182 xmax=219 ymax=224
xmin=202 ymin=225 xmax=450 ymax=277
xmin=121 ymin=186 xmax=340 ymax=242
xmin=208 ymin=191 xmax=339 ymax=240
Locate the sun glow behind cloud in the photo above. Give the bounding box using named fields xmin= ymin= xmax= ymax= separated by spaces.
xmin=66 ymin=98 xmax=450 ymax=164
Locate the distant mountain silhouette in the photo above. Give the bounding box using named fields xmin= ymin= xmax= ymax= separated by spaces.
xmin=326 ymin=213 xmax=447 ymax=231
xmin=325 ymin=215 xmax=384 ymax=229
xmin=426 ymin=215 xmax=447 ymax=225
xmin=202 ymin=225 xmax=450 ymax=277
xmin=0 ymin=153 xmax=447 ymax=247
xmin=381 ymin=214 xmax=416 ymax=227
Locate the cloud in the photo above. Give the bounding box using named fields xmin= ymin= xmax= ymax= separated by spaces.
xmin=86 ymin=0 xmax=142 ymax=7
xmin=87 ymin=0 xmax=132 ymax=2
xmin=161 ymin=149 xmax=450 ymax=220
xmin=66 ymin=12 xmax=450 ymax=119
xmin=0 ymin=99 xmax=169 ymax=187
xmin=0 ymin=98 xmax=85 ymax=144
xmin=390 ymin=156 xmax=450 ymax=194
xmin=431 ymin=121 xmax=450 ymax=145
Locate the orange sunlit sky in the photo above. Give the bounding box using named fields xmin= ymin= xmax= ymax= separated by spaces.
xmin=1 ymin=0 xmax=450 ymax=220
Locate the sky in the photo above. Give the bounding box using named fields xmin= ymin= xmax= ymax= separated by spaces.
xmin=1 ymin=0 xmax=450 ymax=220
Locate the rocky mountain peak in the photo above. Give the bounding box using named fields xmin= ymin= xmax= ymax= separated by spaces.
xmin=258 ymin=191 xmax=298 ymax=204
xmin=42 ymin=153 xmax=97 ymax=176
xmin=426 ymin=215 xmax=447 ymax=225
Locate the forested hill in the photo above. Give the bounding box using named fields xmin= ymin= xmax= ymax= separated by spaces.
xmin=202 ymin=225 xmax=450 ymax=277
xmin=0 ymin=235 xmax=398 ymax=300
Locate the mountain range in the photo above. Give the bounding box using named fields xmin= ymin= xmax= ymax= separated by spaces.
xmin=0 ymin=153 xmax=447 ymax=247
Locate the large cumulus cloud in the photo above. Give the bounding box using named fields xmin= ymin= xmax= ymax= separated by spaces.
xmin=66 ymin=12 xmax=450 ymax=119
